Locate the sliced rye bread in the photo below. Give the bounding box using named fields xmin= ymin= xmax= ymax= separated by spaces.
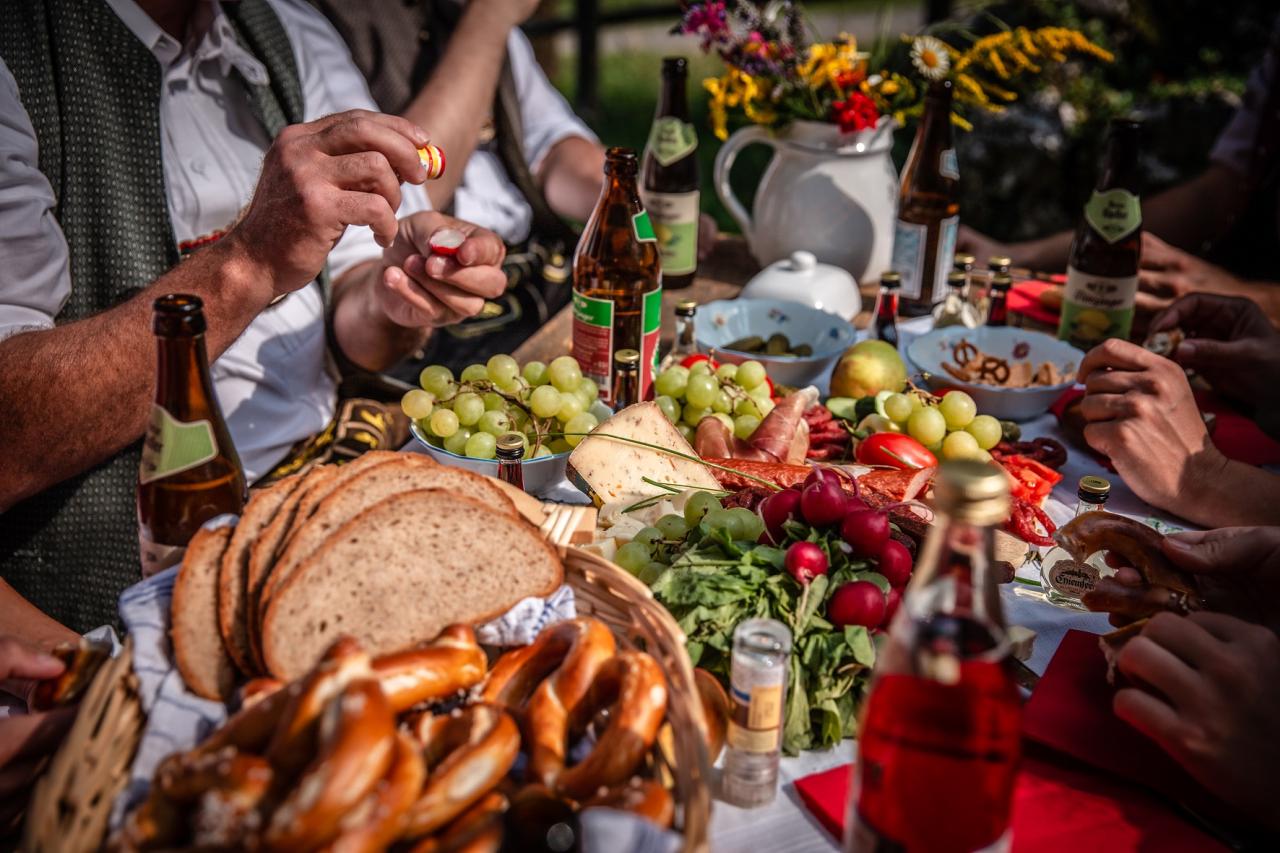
xmin=261 ymin=489 xmax=563 ymax=680
xmin=245 ymin=465 xmax=338 ymax=670
xmin=216 ymin=474 xmax=304 ymax=676
xmin=172 ymin=524 xmax=236 ymax=700
xmin=289 ymin=450 xmax=422 ymax=530
xmin=259 ymin=458 xmax=515 ymax=623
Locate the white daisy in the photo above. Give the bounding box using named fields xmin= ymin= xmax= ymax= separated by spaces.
xmin=910 ymin=35 xmax=951 ymax=81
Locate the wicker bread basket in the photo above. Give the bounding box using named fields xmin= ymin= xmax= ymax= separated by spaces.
xmin=21 ymin=549 xmax=712 ymax=852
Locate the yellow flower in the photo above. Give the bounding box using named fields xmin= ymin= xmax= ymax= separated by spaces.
xmin=799 ymin=38 xmax=866 ymax=92
xmin=880 ymin=79 xmax=900 ymax=96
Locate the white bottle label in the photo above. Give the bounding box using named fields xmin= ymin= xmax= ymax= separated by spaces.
xmin=892 ymin=215 xmax=958 ymax=302
xmin=1058 ymin=266 xmax=1139 ymax=347
xmin=641 ymin=189 xmax=699 ymax=275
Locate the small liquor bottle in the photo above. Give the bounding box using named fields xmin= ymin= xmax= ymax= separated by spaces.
xmin=1039 ymin=476 xmax=1112 ymax=609
xmin=721 ymin=618 xmax=792 ymax=808
xmin=933 ymin=271 xmax=979 ymax=329
xmin=986 ymin=274 xmax=1012 ymax=327
xmin=872 ymin=271 xmax=901 ymax=349
xmin=495 ymin=432 xmax=526 ymax=492
xmin=659 ymin=299 xmax=698 ymax=372
xmin=612 ymin=348 xmax=642 ymax=410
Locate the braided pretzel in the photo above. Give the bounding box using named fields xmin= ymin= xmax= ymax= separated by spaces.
xmin=373 ymin=625 xmax=487 ymax=714
xmin=110 ymin=787 xmax=185 ymax=852
xmin=556 ymin=651 xmax=668 ymax=801
xmin=323 ymin=732 xmax=426 ymax=853
xmin=481 ymin=617 xmax=617 ymax=713
xmin=585 ymin=779 xmax=674 ymax=828
xmin=188 ymin=754 xmax=275 ymax=848
xmin=401 ymin=704 xmax=521 ymax=839
xmin=407 ymin=791 xmax=508 ymax=853
xmin=976 ymin=356 xmax=1011 ymax=384
xmin=264 ymin=679 xmax=396 ymax=851
xmin=241 ymin=677 xmax=284 ymax=708
xmin=951 ymin=339 xmax=979 ymax=365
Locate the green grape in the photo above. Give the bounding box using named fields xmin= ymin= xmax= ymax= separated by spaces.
xmin=703 ymin=507 xmax=738 ymax=536
xmin=907 ymin=407 xmax=947 ymax=445
xmin=548 ymin=356 xmax=583 ymax=392
xmin=677 ymin=423 xmax=695 ymax=442
xmin=938 ymin=391 xmax=978 ymax=430
xmin=682 ymin=405 xmax=709 ymax=427
xmin=656 ymin=514 xmax=689 ymax=540
xmin=711 ymin=390 xmax=733 ymax=414
xmin=588 ymin=400 xmax=613 ymax=422
xmin=715 ymin=363 xmax=738 ymax=383
xmin=460 ymin=363 xmax=488 ymax=383
xmin=555 ymin=393 xmax=586 ymax=422
xmin=531 ymin=444 xmax=554 ymax=459
xmin=906 ymin=392 xmax=925 ymax=414
xmin=529 ymin=385 xmax=562 ymax=419
xmin=452 ymin=392 xmax=484 ymax=426
xmin=428 ymin=408 xmax=459 ymax=438
xmin=443 ymin=427 xmax=472 ymax=455
xmin=656 ymin=395 xmax=681 ymax=424
xmin=688 ymin=360 xmax=714 ymax=377
xmin=654 ymin=366 xmax=689 ymax=398
xmin=966 ymin=414 xmax=1002 ymax=450
xmin=576 ymin=378 xmax=599 ymax=401
xmin=401 ymin=389 xmax=434 ymax=420
xmin=522 ymin=361 xmax=548 ymax=386
xmin=734 ymin=397 xmax=761 ymax=418
xmin=419 ymin=365 xmax=455 ymax=398
xmin=486 ymin=354 xmax=519 ymax=386
xmin=684 ymin=491 xmax=722 ymax=526
xmin=637 ymin=562 xmax=667 ymax=585
xmin=548 ymin=438 xmax=573 ymax=454
xmin=733 ymin=415 xmax=761 ymax=439
xmin=478 ymin=410 xmax=511 ymax=436
xmin=736 ymin=360 xmax=767 ymax=390
xmin=711 ymin=413 xmax=734 ymax=432
xmin=686 ymin=375 xmax=718 ymax=408
xmin=496 ymin=377 xmax=524 ymax=395
xmin=728 ymin=507 xmax=765 ymax=541
xmin=464 ymin=431 xmax=498 ymax=459
xmin=633 ymin=527 xmax=663 ymax=548
xmin=575 ymin=389 xmax=597 ymax=411
xmin=883 ymin=393 xmax=912 ymax=423
xmin=755 ymin=396 xmax=775 ymax=416
xmin=614 ymin=541 xmax=651 ymax=574
xmin=563 ymin=413 xmax=598 ymax=447
xmin=974 ymin=448 xmax=993 ymax=464
xmin=483 ymin=392 xmax=507 ymax=412
xmin=509 ymin=408 xmax=530 ymax=431
xmin=941 ymin=429 xmax=981 ymax=461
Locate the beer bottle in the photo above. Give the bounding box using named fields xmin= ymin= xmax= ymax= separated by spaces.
xmin=138 ymin=294 xmax=246 ymax=575
xmin=495 ymin=432 xmax=526 ymax=492
xmin=891 ymin=80 xmax=960 ymax=317
xmin=573 ymin=147 xmax=663 ymax=405
xmin=872 ymin=271 xmax=901 ymax=349
xmin=1059 ymin=118 xmax=1143 ymax=348
xmin=612 ymin=348 xmax=641 ymax=409
xmin=642 ymin=57 xmax=700 ymax=290
xmin=846 ymin=461 xmax=1021 ymax=852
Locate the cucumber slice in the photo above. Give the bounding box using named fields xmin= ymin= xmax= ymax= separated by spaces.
xmin=873 ymin=390 xmax=896 ymax=418
xmin=825 ymin=396 xmax=858 ymax=421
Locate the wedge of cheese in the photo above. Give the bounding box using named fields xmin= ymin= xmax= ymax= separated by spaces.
xmin=567 ymin=402 xmax=722 ymax=504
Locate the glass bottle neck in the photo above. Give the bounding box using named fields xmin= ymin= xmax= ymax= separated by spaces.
xmin=497 ymin=456 xmax=524 ymax=490
xmin=987 ymin=291 xmax=1008 ymax=326
xmin=1098 ymin=134 xmax=1139 ymax=193
xmin=155 ymin=332 xmax=215 ymax=415
xmin=909 ymin=514 xmax=1006 ymax=637
xmin=916 ymin=83 xmax=954 ymax=148
xmin=1073 ymin=496 xmax=1108 ymax=517
xmin=672 ymin=314 xmax=696 ymax=356
xmin=657 ymin=72 xmax=689 ymax=120
xmin=876 ymin=288 xmax=899 ymax=321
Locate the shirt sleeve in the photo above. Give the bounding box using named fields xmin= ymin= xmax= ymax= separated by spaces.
xmin=0 ymin=58 xmax=71 ymax=341
xmin=1210 ymin=33 xmax=1279 ymax=177
xmin=507 ymin=29 xmax=599 ymax=172
xmin=268 ymin=0 xmax=431 ymax=280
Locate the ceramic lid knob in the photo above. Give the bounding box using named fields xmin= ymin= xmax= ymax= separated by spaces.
xmin=788 ymin=250 xmax=817 ymax=272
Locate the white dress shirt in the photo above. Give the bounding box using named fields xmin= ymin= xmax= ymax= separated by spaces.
xmin=0 ymin=0 xmax=428 ymax=480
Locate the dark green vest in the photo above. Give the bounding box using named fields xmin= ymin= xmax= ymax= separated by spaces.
xmin=0 ymin=0 xmax=307 ymax=632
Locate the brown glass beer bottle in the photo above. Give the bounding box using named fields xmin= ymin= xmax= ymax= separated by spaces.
xmin=573 ymin=147 xmax=663 ymax=405
xmin=137 ymin=294 xmax=246 ymax=575
xmin=642 ymin=57 xmax=700 ymax=290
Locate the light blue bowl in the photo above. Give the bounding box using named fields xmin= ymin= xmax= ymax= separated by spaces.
xmin=694 ymin=298 xmax=857 ymax=387
xmin=407 ymin=421 xmax=569 ymax=497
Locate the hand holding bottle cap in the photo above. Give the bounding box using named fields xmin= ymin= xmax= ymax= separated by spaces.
xmin=417 ymin=144 xmax=446 ymax=180
xmin=427 ymin=227 xmax=466 ymax=258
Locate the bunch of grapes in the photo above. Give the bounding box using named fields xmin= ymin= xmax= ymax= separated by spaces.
xmin=400 ymin=355 xmax=611 ymax=460
xmin=652 ymin=359 xmax=775 ymax=443
xmin=877 ymin=389 xmax=1002 ymax=461
xmin=613 ymin=492 xmax=765 ymax=583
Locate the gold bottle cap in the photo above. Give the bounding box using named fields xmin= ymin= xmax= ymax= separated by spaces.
xmin=932 ymin=460 xmax=1010 ymax=525
xmin=614 ymin=348 xmax=642 ymax=366
xmin=953 ymin=253 xmax=976 ymax=271
xmin=991 ymin=273 xmax=1013 ymax=290
xmin=675 ymin=299 xmax=698 ymax=316
xmin=988 ymin=256 xmax=1012 ymax=271
xmin=1078 ymin=476 xmax=1111 ymax=499
xmin=496 ymin=432 xmax=526 ymax=457
xmin=880 ymin=271 xmax=902 ymax=287
xmin=946 ymin=271 xmax=967 ymax=288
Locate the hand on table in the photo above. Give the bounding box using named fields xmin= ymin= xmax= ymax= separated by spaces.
xmin=0 ymin=638 xmax=76 ymax=827
xmin=956 ymin=225 xmax=1013 ymax=266
xmin=1136 ymin=233 xmax=1244 ymax=313
xmin=1111 ymin=611 xmax=1280 ymax=830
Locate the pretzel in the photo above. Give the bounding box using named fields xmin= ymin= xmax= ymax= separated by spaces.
xmin=407 ymin=791 xmax=508 ymax=853
xmin=323 ymin=732 xmax=426 ymax=853
xmin=264 ymin=679 xmax=396 ymax=851
xmin=373 ymin=625 xmax=487 ymax=714
xmin=556 ymin=651 xmax=668 ymax=801
xmin=951 ymin=339 xmax=979 ymax=365
xmin=188 ymin=753 xmax=275 ymax=848
xmin=241 ymin=677 xmax=284 ymax=708
xmin=109 ymin=788 xmax=185 ymax=852
xmin=694 ymin=668 xmax=730 ymax=762
xmin=976 ymin=356 xmax=1011 ymax=385
xmin=585 ymin=779 xmax=674 ymax=828
xmin=401 ymin=703 xmax=521 ymax=839
xmin=481 ymin=617 xmax=617 ymax=714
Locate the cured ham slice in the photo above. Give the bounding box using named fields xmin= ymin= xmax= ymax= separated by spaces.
xmin=694 ymin=417 xmax=735 ymax=460
xmin=857 ymin=467 xmax=934 ymax=504
xmin=693 ymin=388 xmax=819 ymax=464
xmin=702 ymin=458 xmax=811 ymax=490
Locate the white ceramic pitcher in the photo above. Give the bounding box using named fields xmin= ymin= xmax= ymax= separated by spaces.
xmin=714 ymin=119 xmax=898 ymax=283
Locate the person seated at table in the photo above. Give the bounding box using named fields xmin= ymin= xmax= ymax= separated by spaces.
xmin=0 ymin=0 xmax=507 ymax=634
xmin=959 ymin=20 xmax=1280 ymax=322
xmin=311 ymin=0 xmax=718 ymax=371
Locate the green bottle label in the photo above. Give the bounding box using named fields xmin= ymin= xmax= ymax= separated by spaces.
xmin=640 ymin=286 xmax=663 ymax=399
xmin=632 ymin=210 xmax=657 ymax=243
xmin=643 ymin=190 xmax=700 ymax=276
xmin=139 ymin=404 xmax=217 ymax=485
xmin=1057 ymin=266 xmax=1138 ymax=348
xmin=646 ymin=117 xmax=698 ymax=167
xmin=572 ymin=292 xmax=615 ymax=392
xmin=1084 ymin=189 xmax=1141 ymax=243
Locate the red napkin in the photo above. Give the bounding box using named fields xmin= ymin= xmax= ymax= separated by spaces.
xmin=1008 ymin=278 xmax=1064 ymax=327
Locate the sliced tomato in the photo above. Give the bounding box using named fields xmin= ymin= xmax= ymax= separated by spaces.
xmin=680 ymin=353 xmax=718 ymax=369
xmin=855 ymin=432 xmax=937 ymax=470
xmin=999 ymin=453 xmax=1063 ymax=506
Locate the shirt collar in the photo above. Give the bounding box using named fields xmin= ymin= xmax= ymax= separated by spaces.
xmin=105 ymin=0 xmax=269 ymax=85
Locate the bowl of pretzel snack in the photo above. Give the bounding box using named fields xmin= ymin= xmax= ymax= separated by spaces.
xmin=907 ymin=326 xmax=1080 ymax=421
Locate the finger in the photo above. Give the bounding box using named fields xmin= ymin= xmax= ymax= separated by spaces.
xmin=1078 ymin=392 xmax=1136 ymax=423
xmin=1113 ymin=686 xmax=1186 ymax=754
xmin=381 ymin=265 xmax=449 ymax=326
xmin=1137 ymin=270 xmax=1186 ymax=298
xmin=453 ymin=231 xmax=506 ymax=269
xmin=1173 ymin=338 xmax=1251 ymax=374
xmin=1135 ymin=290 xmax=1175 ymax=314
xmin=1186 ymin=611 xmax=1255 ymax=643
xmin=1141 ymin=612 xmax=1222 ymax=667
xmin=1078 ymin=338 xmax=1157 ymax=383
xmin=1082 ymin=421 xmax=1121 ymax=458
xmin=313 ymin=111 xmax=427 ymax=184
xmin=1115 ymin=634 xmax=1202 ymax=709
xmin=402 ymin=256 xmax=488 ymax=317
xmin=0 ymin=706 xmax=75 ymax=765
xmin=335 ymin=192 xmax=398 ymax=248
xmin=1162 ymin=527 xmax=1271 ymax=576
xmin=1082 ymin=577 xmax=1177 ymax=619
xmin=421 ymin=255 xmax=508 ymax=300
xmin=0 ymin=638 xmax=64 ymax=682
xmin=1084 ymin=368 xmax=1152 ymax=397
xmin=327 ymin=152 xmax=402 ymax=213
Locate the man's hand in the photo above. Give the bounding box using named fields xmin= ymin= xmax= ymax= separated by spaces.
xmin=476 ymin=0 xmax=542 ymax=29
xmin=0 ymin=638 xmax=76 ymax=827
xmin=1078 ymin=338 xmax=1225 ymax=518
xmin=227 ymin=110 xmax=430 ymax=302
xmin=956 ymin=225 xmax=1014 ymax=266
xmin=1112 ymin=611 xmax=1280 ymax=830
xmin=1137 ymin=232 xmax=1243 ymax=312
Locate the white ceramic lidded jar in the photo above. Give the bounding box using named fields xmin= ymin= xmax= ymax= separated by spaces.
xmin=740 ymin=250 xmax=862 ymax=320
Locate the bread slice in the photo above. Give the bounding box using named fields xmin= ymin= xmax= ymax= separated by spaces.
xmin=260 ymin=457 xmax=515 ymax=620
xmin=262 ymin=490 xmax=563 ymax=680
xmin=291 ymin=450 xmax=418 ymax=528
xmin=172 ymin=524 xmax=236 ymax=701
xmin=216 ymin=474 xmax=304 ymax=676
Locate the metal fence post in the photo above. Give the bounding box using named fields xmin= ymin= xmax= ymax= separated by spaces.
xmin=576 ymin=0 xmax=600 ymax=119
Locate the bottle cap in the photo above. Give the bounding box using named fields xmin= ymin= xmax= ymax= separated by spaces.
xmin=417 ymin=144 xmax=446 ymax=180
xmin=675 ymin=299 xmax=698 ymax=316
xmin=988 ymin=256 xmax=1012 ymax=271
xmin=614 ymin=348 xmax=641 ymax=366
xmin=991 ymin=273 xmax=1013 ymax=290
xmin=604 ymin=147 xmax=639 ymax=175
xmin=880 ymin=271 xmax=902 ymax=288
xmin=933 ymin=460 xmax=1010 ymax=526
xmin=953 ymin=253 xmax=975 ymax=272
xmin=662 ymin=56 xmax=688 ymax=75
xmin=1078 ymin=476 xmax=1111 ymax=500
xmin=496 ymin=432 xmax=526 ymax=458
xmin=946 ymin=271 xmax=967 ymax=289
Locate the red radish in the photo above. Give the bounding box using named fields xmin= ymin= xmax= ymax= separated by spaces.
xmin=877 ymin=539 xmax=913 ymax=588
xmin=843 ymin=492 xmax=869 ymax=514
xmin=828 ymin=581 xmax=886 ymax=628
xmin=759 ymin=488 xmax=802 ymax=544
xmin=428 ymin=227 xmax=466 ymax=257
xmin=784 ymin=541 xmax=828 ymax=585
xmin=840 ymin=509 xmax=890 ymax=557
xmin=882 ymin=587 xmax=903 ymax=627
xmin=800 ymin=474 xmax=846 ymax=527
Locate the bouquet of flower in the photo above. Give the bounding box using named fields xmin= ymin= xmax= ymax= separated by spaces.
xmin=678 ymin=1 xmax=1113 ymax=139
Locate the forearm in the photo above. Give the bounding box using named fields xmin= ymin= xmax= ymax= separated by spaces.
xmin=331 ymin=261 xmax=430 ymax=373
xmin=0 ymin=240 xmax=272 ymax=510
xmin=1143 ymin=165 xmax=1248 ymax=253
xmin=1008 ymin=231 xmax=1075 ymax=272
xmin=0 ymin=580 xmax=78 ymax=653
xmin=1190 ymin=455 xmax=1280 ymax=528
xmin=539 ymin=136 xmax=606 ymax=224
xmin=401 ymin=4 xmax=514 ymax=209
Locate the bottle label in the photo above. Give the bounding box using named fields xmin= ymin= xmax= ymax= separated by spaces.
xmin=1044 ymin=553 xmax=1100 ymax=598
xmin=640 ymin=286 xmax=662 ymax=401
xmin=939 ymin=148 xmax=959 ymax=180
xmin=1084 ymin=189 xmax=1141 ymax=243
xmin=727 ymin=682 xmax=782 ymax=753
xmin=139 ymin=404 xmax=217 ymax=485
xmin=1058 ymin=266 xmax=1138 ymax=347
xmin=571 ymin=292 xmax=615 ymax=394
xmin=632 ymin=210 xmax=657 ymax=243
xmin=892 ymin=215 xmax=958 ymax=302
xmin=646 ymin=116 xmax=698 ymax=167
xmin=642 ymin=189 xmax=699 ymax=276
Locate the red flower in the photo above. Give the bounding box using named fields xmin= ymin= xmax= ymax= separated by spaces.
xmin=834 ymin=69 xmax=865 ymax=92
xmin=831 ymin=92 xmax=880 ymax=134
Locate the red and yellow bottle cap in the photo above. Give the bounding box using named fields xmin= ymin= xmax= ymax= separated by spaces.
xmin=417 ymin=144 xmax=446 ymax=180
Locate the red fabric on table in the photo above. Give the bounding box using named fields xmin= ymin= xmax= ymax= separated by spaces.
xmin=1008 ymin=279 xmax=1063 ymax=327
xmin=1051 ymin=387 xmax=1280 ymax=468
